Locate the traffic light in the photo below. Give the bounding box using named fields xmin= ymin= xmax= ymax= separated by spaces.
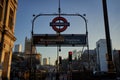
xmin=59 ymin=56 xmax=62 ymax=64
xmin=68 ymin=51 xmax=72 ymax=62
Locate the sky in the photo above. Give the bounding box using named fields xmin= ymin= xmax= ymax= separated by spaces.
xmin=15 ymin=0 xmax=120 ymax=65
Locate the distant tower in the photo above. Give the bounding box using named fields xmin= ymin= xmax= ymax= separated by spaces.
xmin=24 ymin=37 xmax=36 ymax=54
xmin=43 ymin=58 xmax=48 ymax=65
xmin=14 ymin=44 xmax=22 ymax=52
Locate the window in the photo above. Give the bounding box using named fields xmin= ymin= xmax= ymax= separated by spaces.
xmin=0 ymin=0 xmax=4 ymax=21
xmin=9 ymin=8 xmax=14 ymax=30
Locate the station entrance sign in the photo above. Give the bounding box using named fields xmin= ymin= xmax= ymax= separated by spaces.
xmin=33 ymin=34 xmax=87 ymax=47
xmin=50 ymin=17 xmax=70 ymax=32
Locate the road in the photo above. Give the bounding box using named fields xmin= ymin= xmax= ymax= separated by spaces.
xmin=45 ymin=73 xmax=68 ymax=80
xmin=45 ymin=71 xmax=119 ymax=80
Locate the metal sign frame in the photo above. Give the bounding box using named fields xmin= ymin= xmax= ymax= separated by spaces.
xmin=31 ymin=13 xmax=89 ymax=48
xmin=31 ymin=13 xmax=89 ymax=47
xmin=30 ymin=13 xmax=90 ymax=79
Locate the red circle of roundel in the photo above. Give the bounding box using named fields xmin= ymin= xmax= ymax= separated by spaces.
xmin=52 ymin=17 xmax=68 ymax=32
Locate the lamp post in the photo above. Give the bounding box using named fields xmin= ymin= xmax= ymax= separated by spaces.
xmin=102 ymin=0 xmax=114 ymax=72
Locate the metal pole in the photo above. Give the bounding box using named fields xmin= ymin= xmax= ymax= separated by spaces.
xmin=102 ymin=0 xmax=114 ymax=72
xmin=30 ymin=15 xmax=34 ymax=80
xmin=56 ymin=45 xmax=60 ymax=80
xmin=49 ymin=57 xmax=50 ymax=66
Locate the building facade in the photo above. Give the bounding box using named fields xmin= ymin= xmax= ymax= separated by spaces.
xmin=113 ymin=50 xmax=120 ymax=73
xmin=24 ymin=37 xmax=36 ymax=54
xmin=81 ymin=49 xmax=97 ymax=71
xmin=43 ymin=58 xmax=48 ymax=65
xmin=96 ymin=39 xmax=108 ymax=71
xmin=0 ymin=0 xmax=18 ymax=79
xmin=14 ymin=44 xmax=22 ymax=52
xmin=24 ymin=37 xmax=42 ymax=65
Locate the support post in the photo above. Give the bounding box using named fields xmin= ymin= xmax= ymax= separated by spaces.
xmin=102 ymin=0 xmax=114 ymax=72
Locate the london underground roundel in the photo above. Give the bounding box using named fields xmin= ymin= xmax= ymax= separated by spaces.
xmin=51 ymin=17 xmax=69 ymax=32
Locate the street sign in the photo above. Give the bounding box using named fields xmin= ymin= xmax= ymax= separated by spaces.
xmin=33 ymin=34 xmax=87 ymax=47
